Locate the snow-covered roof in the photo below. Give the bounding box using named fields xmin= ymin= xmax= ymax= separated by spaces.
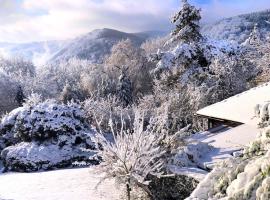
xmin=197 ymin=82 xmax=270 ymax=126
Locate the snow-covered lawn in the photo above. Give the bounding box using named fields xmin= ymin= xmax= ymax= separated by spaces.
xmin=0 ymin=167 xmax=122 ymax=200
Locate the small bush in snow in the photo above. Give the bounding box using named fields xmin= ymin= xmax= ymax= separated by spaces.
xmin=94 ymin=111 xmax=170 ymax=200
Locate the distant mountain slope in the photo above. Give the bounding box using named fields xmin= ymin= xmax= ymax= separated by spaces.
xmin=0 ymin=41 xmax=66 ymax=66
xmin=0 ymin=29 xmax=165 ymax=65
xmin=49 ymin=28 xmax=164 ymax=64
xmin=202 ymin=9 xmax=270 ymax=43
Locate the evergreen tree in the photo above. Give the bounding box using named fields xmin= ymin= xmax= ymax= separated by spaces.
xmin=117 ymin=69 xmax=133 ymax=107
xmin=170 ymin=0 xmax=202 ymax=44
xmin=244 ymin=23 xmax=262 ymax=46
xmin=15 ymin=86 xmax=25 ymax=106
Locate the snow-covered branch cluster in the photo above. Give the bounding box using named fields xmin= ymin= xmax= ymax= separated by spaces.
xmin=94 ymin=111 xmax=168 ymax=198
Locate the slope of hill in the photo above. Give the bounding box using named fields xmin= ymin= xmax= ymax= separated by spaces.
xmin=202 ymin=9 xmax=270 ymax=43
xmin=0 ymin=29 xmax=165 ymax=65
xmin=49 ymin=28 xmax=163 ymax=64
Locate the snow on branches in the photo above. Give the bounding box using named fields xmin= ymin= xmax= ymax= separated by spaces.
xmin=94 ymin=111 xmax=167 ymax=199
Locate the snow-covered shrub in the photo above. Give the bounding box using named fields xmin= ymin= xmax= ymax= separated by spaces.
xmin=1 ymin=142 xmax=97 ymax=172
xmin=0 ymin=100 xmax=97 ymax=171
xmin=255 ymin=101 xmax=270 ymax=128
xmin=94 ymin=111 xmax=171 ymax=200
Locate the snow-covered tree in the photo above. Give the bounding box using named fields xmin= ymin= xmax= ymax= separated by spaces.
xmin=0 ymin=70 xmax=20 ymax=114
xmin=105 ymin=39 xmax=153 ymax=99
xmin=15 ymin=86 xmax=25 ymax=106
xmin=243 ymin=23 xmax=262 ymax=47
xmin=170 ymin=0 xmax=202 ymax=44
xmin=117 ymin=69 xmax=133 ymax=107
xmin=84 ymin=95 xmax=133 ymax=132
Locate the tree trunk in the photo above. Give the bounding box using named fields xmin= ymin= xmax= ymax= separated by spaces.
xmin=126 ymin=178 xmax=131 ymax=200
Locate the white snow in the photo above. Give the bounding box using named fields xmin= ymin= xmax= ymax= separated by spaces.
xmin=168 ymin=165 xmax=208 ymax=181
xmin=197 ymin=81 xmax=270 ymax=126
xmin=186 ymin=124 xmax=259 ymax=169
xmin=0 ymin=167 xmax=122 ymax=200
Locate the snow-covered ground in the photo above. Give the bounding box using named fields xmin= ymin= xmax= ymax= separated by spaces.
xmin=186 ymin=124 xmax=259 ymax=169
xmin=0 ymin=167 xmax=122 ymax=200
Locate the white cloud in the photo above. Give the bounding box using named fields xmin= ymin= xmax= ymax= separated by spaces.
xmin=198 ymin=0 xmax=270 ymax=22
xmin=0 ymin=0 xmax=176 ymax=43
xmin=0 ymin=0 xmax=269 ymax=43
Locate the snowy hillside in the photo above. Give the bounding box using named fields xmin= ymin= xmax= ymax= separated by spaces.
xmin=202 ymin=9 xmax=270 ymax=43
xmin=0 ymin=29 xmax=164 ymax=66
xmin=49 ymin=28 xmax=162 ymax=64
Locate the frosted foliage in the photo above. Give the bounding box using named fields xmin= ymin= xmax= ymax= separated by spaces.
xmin=105 ymin=39 xmax=153 ymax=98
xmin=94 ymin=112 xmax=173 ymax=198
xmin=170 ymin=0 xmax=201 ymax=43
xmin=243 ymin=24 xmax=262 ymax=47
xmin=1 ymin=142 xmax=95 ymax=172
xmin=187 ymin=113 xmax=270 ymax=200
xmin=84 ymin=96 xmax=133 ymax=132
xmin=153 ymin=39 xmax=239 ymax=73
xmin=0 ymin=70 xmax=20 ymax=114
xmin=2 ymin=100 xmax=93 ymax=142
xmin=0 ymin=100 xmax=97 ymax=171
xmin=255 ymin=102 xmax=270 ymax=127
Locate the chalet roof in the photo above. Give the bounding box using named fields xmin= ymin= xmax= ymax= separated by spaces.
xmin=196 ymin=82 xmax=270 ymax=126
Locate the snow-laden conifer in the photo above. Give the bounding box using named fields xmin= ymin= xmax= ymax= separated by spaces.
xmin=170 ymin=0 xmax=202 ymax=44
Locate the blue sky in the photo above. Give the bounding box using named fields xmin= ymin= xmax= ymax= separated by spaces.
xmin=0 ymin=0 xmax=269 ymax=43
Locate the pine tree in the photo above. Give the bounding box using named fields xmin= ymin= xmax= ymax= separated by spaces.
xmin=170 ymin=0 xmax=202 ymax=44
xmin=15 ymin=85 xmax=25 ymax=106
xmin=117 ymin=69 xmax=133 ymax=107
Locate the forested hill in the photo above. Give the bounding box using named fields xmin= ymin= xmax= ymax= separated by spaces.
xmin=50 ymin=28 xmax=164 ymax=64
xmin=202 ymin=9 xmax=270 ymax=43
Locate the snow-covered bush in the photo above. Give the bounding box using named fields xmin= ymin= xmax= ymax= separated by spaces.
xmin=94 ymin=111 xmax=172 ymax=200
xmin=170 ymin=142 xmax=212 ymax=169
xmin=1 ymin=142 xmax=97 ymax=172
xmin=0 ymin=100 xmax=97 ymax=171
